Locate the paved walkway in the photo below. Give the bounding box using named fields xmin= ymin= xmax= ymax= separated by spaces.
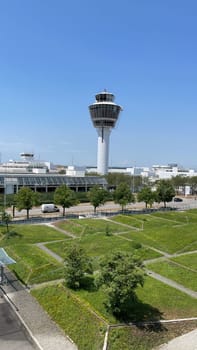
xmin=156 ymin=328 xmax=197 ymax=350
xmin=147 ymin=270 xmax=197 ymax=299
xmin=1 ymin=270 xmax=78 ymax=350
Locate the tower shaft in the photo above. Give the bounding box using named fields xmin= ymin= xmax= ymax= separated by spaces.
xmin=97 ymin=127 xmax=111 ymax=175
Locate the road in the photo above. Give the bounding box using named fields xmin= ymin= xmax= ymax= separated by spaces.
xmin=7 ymin=197 xmax=197 ymax=220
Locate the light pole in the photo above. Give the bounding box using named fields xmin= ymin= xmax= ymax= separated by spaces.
xmin=132 ymin=161 xmax=136 ymax=193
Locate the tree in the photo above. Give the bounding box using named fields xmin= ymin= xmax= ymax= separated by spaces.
xmin=15 ymin=187 xmax=40 ymax=219
xmin=64 ymin=244 xmax=93 ymax=289
xmin=137 ymin=186 xmax=156 ymax=208
xmin=1 ymin=210 xmax=12 ymax=232
xmin=54 ymin=185 xmax=78 ymax=216
xmin=188 ymin=176 xmax=197 ymax=195
xmin=113 ymin=183 xmax=135 ymax=211
xmin=87 ymin=185 xmax=108 ymax=214
xmin=98 ymin=251 xmax=145 ymax=316
xmin=106 ymin=172 xmax=143 ymax=192
xmin=170 ymin=176 xmax=187 ymax=195
xmin=155 ymin=180 xmax=175 ymax=207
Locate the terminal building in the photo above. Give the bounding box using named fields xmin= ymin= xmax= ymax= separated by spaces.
xmin=0 ymin=153 xmax=107 ymax=195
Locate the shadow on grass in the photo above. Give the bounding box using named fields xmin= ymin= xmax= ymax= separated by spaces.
xmin=80 ymin=275 xmax=97 ymax=291
xmin=3 ymin=230 xmax=23 ymax=240
xmin=112 ymin=299 xmax=164 ymax=324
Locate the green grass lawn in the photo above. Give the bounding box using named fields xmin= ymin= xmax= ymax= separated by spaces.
xmin=32 ymin=278 xmax=197 ymax=350
xmin=121 ymin=223 xmax=197 ymax=254
xmin=6 ymin=244 xmax=64 ymax=284
xmin=1 ymin=210 xmax=197 ymax=350
xmin=0 ymin=224 xmax=67 ymax=245
xmin=147 ymin=260 xmax=197 ymax=291
xmin=46 ymin=233 xmax=161 ymax=270
xmin=32 ymin=284 xmax=106 ymax=350
xmin=74 ymin=276 xmax=197 ymax=322
xmin=107 ymin=321 xmax=197 ymax=350
xmin=54 ymin=218 xmax=130 ymax=236
xmin=0 ymin=224 xmax=68 ymax=284
xmin=171 ymin=252 xmax=197 ymax=270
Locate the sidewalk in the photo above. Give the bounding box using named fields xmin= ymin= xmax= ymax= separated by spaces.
xmin=157 ymin=328 xmax=197 ymax=350
xmin=1 ymin=270 xmax=78 ymax=350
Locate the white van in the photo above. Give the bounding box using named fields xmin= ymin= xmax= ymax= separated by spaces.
xmin=41 ymin=204 xmax=60 ymax=213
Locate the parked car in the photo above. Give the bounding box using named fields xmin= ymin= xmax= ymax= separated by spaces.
xmin=173 ymin=197 xmax=183 ymax=202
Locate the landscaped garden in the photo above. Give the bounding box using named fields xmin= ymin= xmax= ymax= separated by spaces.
xmin=0 ymin=209 xmax=197 ymax=349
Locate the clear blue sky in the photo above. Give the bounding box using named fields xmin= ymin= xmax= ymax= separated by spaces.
xmin=0 ymin=0 xmax=197 ymax=168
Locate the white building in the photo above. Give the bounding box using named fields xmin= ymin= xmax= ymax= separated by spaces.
xmin=66 ymin=165 xmax=85 ymax=177
xmin=0 ymin=153 xmax=54 ymax=174
xmin=151 ymin=163 xmax=197 ymax=180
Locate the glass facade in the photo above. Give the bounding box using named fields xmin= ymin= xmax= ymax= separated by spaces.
xmin=89 ymin=104 xmax=121 ymax=127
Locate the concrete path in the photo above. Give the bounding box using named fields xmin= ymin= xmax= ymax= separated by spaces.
xmin=156 ymin=328 xmax=197 ymax=350
xmin=36 ymin=242 xmax=63 ymax=263
xmin=1 ymin=270 xmax=78 ymax=350
xmin=45 ymin=223 xmax=77 ymax=238
xmin=147 ymin=270 xmax=197 ymax=299
xmin=0 ymin=292 xmax=37 ymax=350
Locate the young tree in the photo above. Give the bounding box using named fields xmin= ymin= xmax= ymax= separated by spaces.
xmin=87 ymin=185 xmax=108 ymax=214
xmin=15 ymin=187 xmax=40 ymax=219
xmin=113 ymin=183 xmax=135 ymax=211
xmin=1 ymin=210 xmax=12 ymax=232
xmin=64 ymin=244 xmax=93 ymax=289
xmin=155 ymin=180 xmax=175 ymax=207
xmin=54 ymin=185 xmax=78 ymax=216
xmin=98 ymin=251 xmax=145 ymax=316
xmin=137 ymin=186 xmax=155 ymax=208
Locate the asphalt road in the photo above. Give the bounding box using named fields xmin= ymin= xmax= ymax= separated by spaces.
xmin=6 ymin=197 xmax=197 ymax=220
xmin=0 ymin=291 xmax=37 ymax=350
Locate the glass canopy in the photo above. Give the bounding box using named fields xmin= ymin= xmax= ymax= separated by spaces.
xmin=0 ymin=248 xmax=16 ymax=266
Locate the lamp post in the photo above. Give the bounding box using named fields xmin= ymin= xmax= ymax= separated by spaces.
xmin=132 ymin=161 xmax=136 ymax=193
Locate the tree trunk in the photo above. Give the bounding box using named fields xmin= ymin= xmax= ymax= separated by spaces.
xmin=12 ymin=205 xmax=15 ymax=218
xmin=63 ymin=207 xmax=65 ymax=216
xmin=27 ymin=209 xmax=29 ymax=219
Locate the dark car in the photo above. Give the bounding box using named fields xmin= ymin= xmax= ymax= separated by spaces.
xmin=173 ymin=197 xmax=183 ymax=202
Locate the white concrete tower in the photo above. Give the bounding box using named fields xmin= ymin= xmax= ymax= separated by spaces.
xmin=89 ymin=90 xmax=122 ymax=175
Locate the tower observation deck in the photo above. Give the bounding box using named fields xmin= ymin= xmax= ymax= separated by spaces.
xmin=89 ymin=91 xmax=122 ymax=175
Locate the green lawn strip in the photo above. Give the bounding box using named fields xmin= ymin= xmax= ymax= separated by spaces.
xmin=74 ymin=276 xmax=197 ymax=323
xmin=107 ymin=321 xmax=197 ymax=350
xmin=46 ymin=233 xmax=160 ymax=271
xmin=122 ymin=223 xmax=197 ymax=254
xmin=110 ymin=215 xmax=144 ymax=229
xmin=177 ymin=241 xmax=197 ymax=253
xmin=5 ymin=244 xmax=64 ymax=284
xmin=0 ymin=224 xmax=66 ymax=245
xmin=171 ymin=253 xmax=197 ymax=270
xmin=152 ymin=211 xmax=197 ymax=224
xmin=147 ymin=261 xmax=197 ymax=291
xmin=111 ymin=214 xmax=175 ymax=230
xmin=137 ymin=276 xmax=197 ymax=319
xmin=54 ymin=220 xmax=84 ymax=236
xmin=31 ymin=284 xmax=106 ymax=350
xmin=55 ymin=218 xmax=129 ymax=236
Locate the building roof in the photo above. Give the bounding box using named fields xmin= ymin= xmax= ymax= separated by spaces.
xmin=0 ymin=174 xmax=107 ymax=187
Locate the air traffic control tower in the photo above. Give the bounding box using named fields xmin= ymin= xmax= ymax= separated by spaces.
xmin=89 ymin=90 xmax=122 ymax=175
